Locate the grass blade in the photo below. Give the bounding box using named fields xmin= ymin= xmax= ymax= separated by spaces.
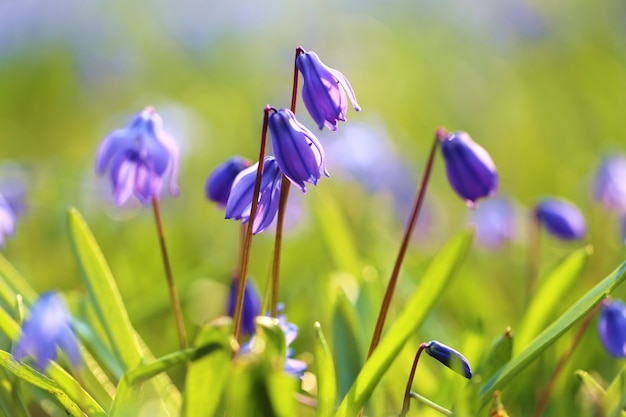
xmin=314 ymin=321 xmax=337 ymax=417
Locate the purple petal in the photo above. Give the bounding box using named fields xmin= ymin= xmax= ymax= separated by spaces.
xmin=534 ymin=198 xmax=586 ymax=241
xmin=598 ymin=300 xmax=626 ymax=357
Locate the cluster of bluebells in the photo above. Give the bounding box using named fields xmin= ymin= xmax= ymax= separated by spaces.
xmin=206 ymin=48 xmax=360 ymax=234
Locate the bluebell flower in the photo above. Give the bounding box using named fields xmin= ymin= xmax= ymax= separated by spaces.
xmin=13 ymin=292 xmax=81 ymax=372
xmin=296 ymin=49 xmax=361 ymax=131
xmin=0 ymin=192 xmax=16 ymax=249
xmin=471 ymin=197 xmax=517 ymax=249
xmin=593 ymin=155 xmax=626 ymax=214
xmin=439 ymin=131 xmax=498 ymax=208
xmin=424 ymin=340 xmax=472 ymax=379
xmin=205 ymin=156 xmax=251 ymax=208
xmin=95 ymin=107 xmax=180 ymax=206
xmin=225 ymin=156 xmax=283 ymax=234
xmin=227 ymin=277 xmax=261 ymax=337
xmin=534 ymin=197 xmax=586 ymax=241
xmin=598 ymin=299 xmax=626 ymax=358
xmin=269 ymin=108 xmax=328 ymax=192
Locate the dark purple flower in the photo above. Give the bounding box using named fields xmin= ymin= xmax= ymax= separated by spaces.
xmin=95 ymin=107 xmax=180 ymax=206
xmin=471 ymin=197 xmax=517 ymax=249
xmin=598 ymin=299 xmax=626 ymax=358
xmin=534 ymin=197 xmax=586 ymax=241
xmin=593 ymin=155 xmax=626 ymax=214
xmin=269 ymin=108 xmax=328 ymax=193
xmin=296 ymin=49 xmax=361 ymax=131
xmin=424 ymin=340 xmax=472 ymax=379
xmin=227 ymin=277 xmax=261 ymax=337
xmin=439 ymin=131 xmax=498 ymax=208
xmin=225 ymin=156 xmax=283 ymax=235
xmin=13 ymin=292 xmax=81 ymax=372
xmin=0 ymin=193 xmax=16 ymax=249
xmin=205 ymin=156 xmax=251 ymax=208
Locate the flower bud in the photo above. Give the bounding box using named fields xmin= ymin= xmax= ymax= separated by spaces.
xmin=598 ymin=299 xmax=626 ymax=358
xmin=205 ymin=156 xmax=251 ymax=208
xmin=424 ymin=340 xmax=472 ymax=379
xmin=534 ymin=197 xmax=586 ymax=241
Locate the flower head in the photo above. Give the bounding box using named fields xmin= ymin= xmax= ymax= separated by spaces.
xmin=269 ymin=108 xmax=328 ymax=193
xmin=227 ymin=277 xmax=261 ymax=337
xmin=471 ymin=197 xmax=517 ymax=249
xmin=0 ymin=193 xmax=16 ymax=249
xmin=424 ymin=340 xmax=472 ymax=379
xmin=225 ymin=156 xmax=283 ymax=234
xmin=296 ymin=49 xmax=360 ymax=131
xmin=534 ymin=197 xmax=586 ymax=241
xmin=439 ymin=130 xmax=498 ymax=208
xmin=13 ymin=292 xmax=81 ymax=372
xmin=205 ymin=156 xmax=251 ymax=208
xmin=95 ymin=107 xmax=180 ymax=206
xmin=598 ymin=299 xmax=626 ymax=358
xmin=593 ymin=155 xmax=626 ymax=214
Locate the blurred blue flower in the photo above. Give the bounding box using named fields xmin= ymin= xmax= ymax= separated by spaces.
xmin=225 ymin=156 xmax=283 ymax=235
xmin=471 ymin=197 xmax=517 ymax=249
xmin=593 ymin=155 xmax=626 ymax=215
xmin=439 ymin=131 xmax=498 ymax=208
xmin=296 ymin=49 xmax=361 ymax=131
xmin=13 ymin=292 xmax=81 ymax=372
xmin=424 ymin=340 xmax=472 ymax=379
xmin=598 ymin=299 xmax=626 ymax=358
xmin=269 ymin=108 xmax=328 ymax=193
xmin=0 ymin=192 xmax=16 ymax=249
xmin=534 ymin=197 xmax=586 ymax=241
xmin=95 ymin=106 xmax=180 ymax=206
xmin=227 ymin=277 xmax=261 ymax=337
xmin=206 ymin=156 xmax=251 ymax=209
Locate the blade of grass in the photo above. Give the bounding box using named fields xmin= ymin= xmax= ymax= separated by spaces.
xmin=314 ymin=321 xmax=337 ymax=417
xmin=334 ymin=229 xmax=474 ymax=417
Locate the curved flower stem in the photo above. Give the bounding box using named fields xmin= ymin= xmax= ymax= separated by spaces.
xmin=365 ymin=129 xmax=443 ymax=359
xmin=400 ymin=343 xmax=428 ymax=417
xmin=269 ymin=46 xmax=304 ymax=318
xmin=233 ymin=106 xmax=272 ymax=341
xmin=151 ymin=197 xmax=187 ymax=350
xmin=531 ymin=303 xmax=602 ymax=417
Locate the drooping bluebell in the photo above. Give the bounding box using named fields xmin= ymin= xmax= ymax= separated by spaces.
xmin=95 ymin=107 xmax=180 ymax=206
xmin=0 ymin=192 xmax=16 ymax=249
xmin=593 ymin=155 xmax=626 ymax=214
xmin=424 ymin=340 xmax=472 ymax=379
xmin=534 ymin=197 xmax=586 ymax=241
xmin=225 ymin=156 xmax=283 ymax=234
xmin=13 ymin=292 xmax=81 ymax=372
xmin=206 ymin=156 xmax=251 ymax=208
xmin=439 ymin=131 xmax=498 ymax=208
xmin=598 ymin=299 xmax=626 ymax=358
xmin=296 ymin=49 xmax=361 ymax=131
xmin=227 ymin=277 xmax=261 ymax=337
xmin=269 ymin=108 xmax=328 ymax=193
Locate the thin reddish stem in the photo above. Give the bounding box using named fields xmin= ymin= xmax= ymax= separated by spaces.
xmin=400 ymin=343 xmax=429 ymax=417
xmin=233 ymin=106 xmax=272 ymax=341
xmin=366 ymin=131 xmax=441 ymax=359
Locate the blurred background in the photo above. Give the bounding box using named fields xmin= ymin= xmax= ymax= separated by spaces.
xmin=1 ymin=0 xmax=626 ymax=415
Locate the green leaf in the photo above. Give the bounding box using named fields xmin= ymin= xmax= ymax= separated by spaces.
xmin=475 ymin=327 xmax=513 ymax=382
xmin=332 ymin=288 xmax=362 ymax=401
xmin=0 ymin=368 xmax=30 ymax=417
xmin=515 ymin=246 xmax=591 ymax=353
xmin=183 ymin=318 xmax=234 ymax=417
xmin=314 ymin=321 xmax=337 ymax=417
xmin=604 ymin=364 xmax=626 ymax=417
xmin=334 ymin=229 xmax=474 ymax=417
xmin=479 ymin=259 xmax=626 ymax=407
xmin=0 ymin=254 xmax=38 ymax=305
xmin=66 ymin=207 xmax=143 ymax=370
xmin=0 ymin=350 xmax=106 ymax=417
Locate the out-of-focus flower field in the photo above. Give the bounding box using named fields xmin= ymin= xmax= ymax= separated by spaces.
xmin=1 ymin=0 xmax=626 ymax=416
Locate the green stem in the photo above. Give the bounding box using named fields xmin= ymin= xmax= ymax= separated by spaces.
xmin=151 ymin=197 xmax=187 ymax=350
xmin=527 ymin=212 xmax=541 ymax=304
xmin=366 ymin=130 xmax=443 ymax=359
xmin=233 ymin=106 xmax=272 ymax=341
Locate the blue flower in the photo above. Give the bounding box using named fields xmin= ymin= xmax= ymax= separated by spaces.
xmin=95 ymin=107 xmax=180 ymax=206
xmin=424 ymin=340 xmax=472 ymax=379
xmin=0 ymin=192 xmax=16 ymax=249
xmin=439 ymin=131 xmax=498 ymax=208
xmin=225 ymin=156 xmax=283 ymax=234
xmin=471 ymin=197 xmax=517 ymax=249
xmin=269 ymin=108 xmax=328 ymax=192
xmin=205 ymin=156 xmax=251 ymax=208
xmin=534 ymin=197 xmax=586 ymax=241
xmin=598 ymin=299 xmax=626 ymax=358
xmin=594 ymin=155 xmax=626 ymax=214
xmin=227 ymin=277 xmax=261 ymax=337
xmin=13 ymin=292 xmax=81 ymax=372
xmin=296 ymin=49 xmax=361 ymax=131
